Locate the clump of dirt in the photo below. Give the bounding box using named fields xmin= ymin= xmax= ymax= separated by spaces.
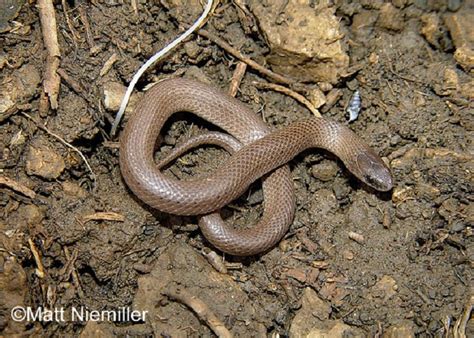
xmin=0 ymin=0 xmax=472 ymax=337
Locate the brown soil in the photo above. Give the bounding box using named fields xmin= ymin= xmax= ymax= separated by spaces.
xmin=0 ymin=0 xmax=472 ymax=337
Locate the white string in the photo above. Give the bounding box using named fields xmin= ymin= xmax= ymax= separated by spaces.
xmin=110 ymin=0 xmax=214 ymax=136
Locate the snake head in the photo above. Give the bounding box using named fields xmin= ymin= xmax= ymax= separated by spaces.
xmin=352 ymin=150 xmax=393 ymax=192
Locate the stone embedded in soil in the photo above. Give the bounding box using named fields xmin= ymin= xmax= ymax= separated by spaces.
xmin=0 ymin=64 xmax=41 ymax=122
xmin=16 ymin=204 xmax=45 ymax=226
xmin=444 ymin=9 xmax=474 ymax=71
xmin=420 ymin=13 xmax=451 ymax=50
xmin=0 ymin=256 xmax=29 ymax=335
xmin=382 ymin=321 xmax=415 ymax=338
xmin=26 ymin=145 xmax=65 ymax=180
xmin=133 ymin=243 xmax=262 ymax=336
xmin=370 ymin=275 xmax=398 ymax=301
xmin=311 ymin=161 xmax=338 ymax=182
xmin=307 ymin=87 xmax=326 ymax=109
xmin=377 ymin=3 xmax=404 ymax=31
xmin=309 ymin=189 xmax=338 ymax=216
xmin=290 ymin=288 xmax=364 ymax=337
xmin=248 ymin=1 xmax=349 ymax=83
xmin=102 ymin=82 xmax=141 ymax=114
xmin=62 ymin=181 xmax=88 ymax=199
xmin=352 ymin=10 xmax=378 ymax=39
xmin=433 ymin=67 xmax=459 ymax=96
xmin=454 ymin=46 xmax=474 ymax=72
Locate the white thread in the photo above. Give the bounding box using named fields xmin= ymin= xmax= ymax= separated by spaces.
xmin=110 ymin=0 xmax=214 ymax=136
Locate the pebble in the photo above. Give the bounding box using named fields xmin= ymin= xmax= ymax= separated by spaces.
xmin=382 ymin=321 xmax=415 ymax=338
xmin=310 ymin=161 xmax=338 ymax=182
xmin=26 ymin=145 xmax=65 ymax=180
xmin=377 ymin=3 xmax=404 ymax=31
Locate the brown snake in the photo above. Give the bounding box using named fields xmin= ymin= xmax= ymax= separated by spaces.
xmin=120 ymin=78 xmax=393 ymax=255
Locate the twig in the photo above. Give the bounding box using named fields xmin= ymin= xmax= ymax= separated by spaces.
xmin=0 ymin=176 xmax=36 ymax=199
xmin=82 ymin=211 xmax=125 ymax=224
xmin=198 ymin=29 xmax=295 ymax=86
xmin=21 ymin=112 xmax=97 ymax=187
xmin=228 ymin=62 xmax=247 ymax=97
xmin=131 ymin=0 xmax=138 ymax=16
xmin=38 ymin=0 xmax=61 ymax=111
xmin=163 ymin=284 xmax=233 ymax=338
xmin=63 ymin=247 xmax=84 ymax=298
xmin=100 ymin=53 xmax=119 ymax=77
xmin=202 ymin=249 xmax=228 ymax=273
xmin=78 ymin=5 xmax=94 ymax=49
xmin=111 ymin=0 xmax=215 ymax=136
xmin=57 ymin=68 xmax=87 ymax=98
xmin=252 ymin=81 xmax=321 ymax=117
xmin=61 ymin=0 xmax=81 ymax=48
xmin=453 ymin=295 xmax=473 ymax=338
xmin=28 ymin=238 xmax=46 ymax=278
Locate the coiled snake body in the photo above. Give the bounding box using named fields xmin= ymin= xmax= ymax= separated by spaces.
xmin=120 ymin=78 xmax=393 ymax=255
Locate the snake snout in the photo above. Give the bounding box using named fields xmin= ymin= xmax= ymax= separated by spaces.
xmin=355 ymin=150 xmax=393 ymax=192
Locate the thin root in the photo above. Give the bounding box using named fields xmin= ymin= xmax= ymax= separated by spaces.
xmin=163 ymin=284 xmax=233 ymax=338
xmin=21 ymin=112 xmax=97 ymax=188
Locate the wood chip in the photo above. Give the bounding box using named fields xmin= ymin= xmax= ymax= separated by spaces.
xmin=82 ymin=212 xmax=125 ymax=224
xmin=0 ymin=176 xmax=36 ymax=198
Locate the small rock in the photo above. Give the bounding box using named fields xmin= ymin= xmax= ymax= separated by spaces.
xmin=459 ymin=80 xmax=474 ymax=99
xmin=310 ymin=189 xmax=338 ymax=216
xmin=0 ymin=256 xmax=29 ymax=335
xmin=62 ymin=181 xmax=87 ymax=199
xmin=391 ymin=186 xmax=414 ymax=203
xmin=332 ymin=180 xmax=351 ymax=200
xmin=444 ymin=11 xmax=474 ymax=49
xmin=0 ymin=0 xmax=23 ymax=33
xmin=285 ymin=268 xmax=309 ymax=283
xmin=377 ymin=3 xmax=404 ymax=31
xmin=450 ymin=221 xmax=465 ymax=233
xmin=343 ymin=250 xmax=354 ymax=260
xmin=438 ymin=198 xmax=459 ymax=222
xmin=0 ymin=64 xmax=41 ymax=122
xmin=249 ymin=1 xmax=349 ymax=83
xmin=454 ymin=46 xmax=474 ymax=72
xmin=382 ymin=321 xmax=415 ymax=338
xmin=311 ymin=161 xmax=338 ymax=182
xmin=310 ymin=321 xmax=364 ymax=338
xmin=14 ymin=204 xmax=45 ymax=227
xmin=445 ymin=10 xmax=474 ymax=71
xmin=9 ymin=130 xmax=26 ymax=147
xmin=317 ymin=82 xmax=333 ymax=92
xmin=448 ymin=0 xmax=462 ymax=11
xmin=308 ymin=87 xmax=326 ymax=109
xmin=184 ymin=66 xmax=211 ymax=84
xmin=183 ymin=41 xmax=200 ymax=59
xmin=371 ymin=275 xmax=398 ymax=301
xmin=440 ymin=68 xmax=459 ymax=95
xmin=102 ymin=82 xmax=141 ymax=113
xmin=26 ymin=145 xmax=65 ymax=180
xmin=352 ymin=10 xmax=378 ymax=38
xmin=392 ymin=0 xmax=408 ymax=8
xmin=420 ymin=13 xmax=442 ymax=48
xmin=415 ymin=183 xmax=440 ymax=200
xmin=289 ymin=288 xmax=331 ymax=335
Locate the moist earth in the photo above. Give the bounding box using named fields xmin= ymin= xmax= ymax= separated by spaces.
xmin=0 ymin=0 xmax=473 ymax=337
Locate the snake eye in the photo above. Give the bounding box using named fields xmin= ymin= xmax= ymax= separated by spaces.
xmin=356 ymin=151 xmax=393 ymax=191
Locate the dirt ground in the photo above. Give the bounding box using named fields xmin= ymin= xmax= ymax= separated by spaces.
xmin=0 ymin=0 xmax=473 ymax=337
